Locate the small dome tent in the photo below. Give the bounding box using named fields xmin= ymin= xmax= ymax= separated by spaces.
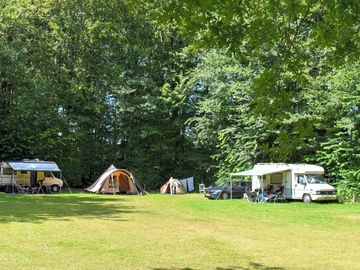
xmin=85 ymin=165 xmax=144 ymax=195
xmin=160 ymin=177 xmax=187 ymax=194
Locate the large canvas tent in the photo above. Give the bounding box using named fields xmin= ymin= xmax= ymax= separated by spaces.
xmin=160 ymin=177 xmax=187 ymax=194
xmin=85 ymin=165 xmax=144 ymax=195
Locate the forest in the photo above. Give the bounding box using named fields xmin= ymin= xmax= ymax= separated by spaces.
xmin=0 ymin=0 xmax=359 ymax=200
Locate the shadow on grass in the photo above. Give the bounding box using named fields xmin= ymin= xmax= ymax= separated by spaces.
xmin=0 ymin=193 xmax=135 ymax=223
xmin=153 ymin=262 xmax=286 ymax=270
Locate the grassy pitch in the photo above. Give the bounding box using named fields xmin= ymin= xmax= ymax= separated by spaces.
xmin=0 ymin=193 xmax=359 ymax=270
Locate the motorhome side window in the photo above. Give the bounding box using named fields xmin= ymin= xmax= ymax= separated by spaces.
xmin=297 ymin=175 xmax=305 ymax=185
xmin=3 ymin=168 xmax=12 ymax=175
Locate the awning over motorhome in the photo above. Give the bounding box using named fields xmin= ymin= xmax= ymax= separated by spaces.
xmin=231 ymin=167 xmax=289 ymax=176
xmin=8 ymin=161 xmax=61 ymax=172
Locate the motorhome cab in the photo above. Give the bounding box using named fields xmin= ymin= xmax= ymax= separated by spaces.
xmin=0 ymin=160 xmax=63 ymax=192
xmin=234 ymin=163 xmax=337 ymax=203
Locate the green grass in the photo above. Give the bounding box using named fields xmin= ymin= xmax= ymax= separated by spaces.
xmin=0 ymin=192 xmax=359 ymax=270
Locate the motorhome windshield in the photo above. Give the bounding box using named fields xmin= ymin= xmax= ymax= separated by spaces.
xmin=306 ymin=175 xmax=326 ymax=184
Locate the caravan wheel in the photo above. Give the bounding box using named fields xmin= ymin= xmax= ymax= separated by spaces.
xmin=303 ymin=193 xmax=312 ymax=203
xmin=51 ymin=185 xmax=60 ymax=193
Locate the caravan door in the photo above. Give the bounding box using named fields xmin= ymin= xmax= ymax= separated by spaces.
xmin=294 ymin=175 xmax=306 ymax=199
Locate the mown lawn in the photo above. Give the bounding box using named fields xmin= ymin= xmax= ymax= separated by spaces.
xmin=0 ymin=192 xmax=359 ymax=270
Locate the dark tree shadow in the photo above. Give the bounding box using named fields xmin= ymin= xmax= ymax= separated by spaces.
xmin=0 ymin=193 xmax=136 ymax=223
xmin=153 ymin=262 xmax=286 ymax=270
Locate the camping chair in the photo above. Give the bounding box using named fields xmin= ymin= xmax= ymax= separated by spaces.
xmin=37 ymin=182 xmax=52 ymax=194
xmin=16 ymin=185 xmax=26 ymax=194
xmin=257 ymin=193 xmax=267 ymax=203
xmin=266 ymin=186 xmax=286 ymax=203
xmin=266 ymin=193 xmax=285 ymax=203
xmin=245 ymin=190 xmax=258 ymax=202
xmin=37 ymin=180 xmax=45 ymax=194
xmin=271 ymin=192 xmax=287 ymax=203
xmin=28 ymin=186 xmax=39 ymax=194
xmin=199 ymin=184 xmax=206 ymax=193
xmin=264 ymin=193 xmax=277 ymax=202
xmin=44 ymin=186 xmax=52 ymax=194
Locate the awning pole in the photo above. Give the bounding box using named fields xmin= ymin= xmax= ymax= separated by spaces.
xmin=261 ymin=175 xmax=264 ymax=201
xmin=11 ymin=171 xmax=14 ymax=193
xmin=230 ymin=177 xmax=233 ymax=200
xmin=61 ymin=174 xmax=72 ymax=193
xmin=0 ymin=163 xmax=3 ymax=183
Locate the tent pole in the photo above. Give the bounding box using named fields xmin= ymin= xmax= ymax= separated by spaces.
xmin=111 ymin=174 xmax=115 ymax=195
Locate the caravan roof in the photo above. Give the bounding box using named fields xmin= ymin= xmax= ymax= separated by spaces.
xmin=231 ymin=163 xmax=324 ymax=176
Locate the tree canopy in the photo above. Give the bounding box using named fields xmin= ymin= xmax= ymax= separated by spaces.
xmin=0 ymin=0 xmax=359 ymax=200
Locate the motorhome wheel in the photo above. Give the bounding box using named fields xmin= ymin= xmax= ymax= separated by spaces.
xmin=51 ymin=185 xmax=60 ymax=192
xmin=303 ymin=193 xmax=312 ymax=203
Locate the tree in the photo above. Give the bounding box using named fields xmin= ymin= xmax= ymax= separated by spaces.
xmin=0 ymin=0 xmax=215 ymax=188
xmin=305 ymin=64 xmax=360 ymax=201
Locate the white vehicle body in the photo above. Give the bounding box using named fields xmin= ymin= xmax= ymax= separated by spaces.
xmin=0 ymin=160 xmax=63 ymax=192
xmin=233 ymin=163 xmax=337 ymax=202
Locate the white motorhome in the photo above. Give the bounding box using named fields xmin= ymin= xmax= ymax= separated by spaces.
xmin=0 ymin=160 xmax=63 ymax=192
xmin=233 ymin=163 xmax=337 ymax=203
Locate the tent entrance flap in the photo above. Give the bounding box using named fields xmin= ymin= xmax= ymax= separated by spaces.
xmin=118 ymin=173 xmax=132 ymax=193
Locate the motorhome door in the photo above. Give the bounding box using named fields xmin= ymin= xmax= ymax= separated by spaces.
xmin=294 ymin=175 xmax=306 ymax=199
xmin=30 ymin=171 xmax=37 ymax=186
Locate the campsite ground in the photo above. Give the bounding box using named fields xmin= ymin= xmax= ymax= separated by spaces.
xmin=0 ymin=192 xmax=359 ymax=270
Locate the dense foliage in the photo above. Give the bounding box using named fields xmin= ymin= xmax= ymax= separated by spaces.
xmin=0 ymin=0 xmax=359 ymax=199
xmin=0 ymin=0 xmax=213 ymax=188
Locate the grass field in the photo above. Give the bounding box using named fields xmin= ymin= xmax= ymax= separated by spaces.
xmin=0 ymin=192 xmax=359 ymax=270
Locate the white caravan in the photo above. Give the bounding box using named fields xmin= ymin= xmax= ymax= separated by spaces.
xmin=233 ymin=163 xmax=337 ymax=203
